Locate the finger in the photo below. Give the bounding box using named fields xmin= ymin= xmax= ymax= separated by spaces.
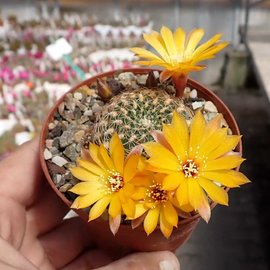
xmin=96 ymin=251 xmax=180 ymax=270
xmin=0 ymin=139 xmax=44 ymax=207
xmin=0 ymin=237 xmax=38 ymax=270
xmin=0 ymin=197 xmax=54 ymax=270
xmin=0 ymin=196 xmax=26 ymax=249
xmin=40 ymin=217 xmax=94 ymax=269
xmin=61 ymin=249 xmax=113 ymax=270
xmin=0 ymin=262 xmax=22 ymax=270
xmin=27 ymin=184 xmax=69 ymax=236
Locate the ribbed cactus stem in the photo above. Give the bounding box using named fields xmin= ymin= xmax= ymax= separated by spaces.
xmin=90 ymin=87 xmax=194 ymax=153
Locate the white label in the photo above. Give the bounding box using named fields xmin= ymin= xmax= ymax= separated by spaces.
xmin=46 ymin=38 xmax=73 ymax=61
xmin=15 ymin=132 xmax=33 ymax=145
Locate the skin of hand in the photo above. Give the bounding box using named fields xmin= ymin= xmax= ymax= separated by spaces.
xmin=0 ymin=139 xmax=180 ymax=270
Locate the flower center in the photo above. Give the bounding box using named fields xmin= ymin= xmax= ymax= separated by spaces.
xmin=182 ymin=159 xmax=199 ymax=178
xmin=147 ymin=183 xmax=168 ymax=203
xmin=107 ymin=171 xmax=124 ymax=192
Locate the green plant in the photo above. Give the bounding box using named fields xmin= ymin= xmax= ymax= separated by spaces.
xmin=91 ymin=87 xmax=193 ymax=152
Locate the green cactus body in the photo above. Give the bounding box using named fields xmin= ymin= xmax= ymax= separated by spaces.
xmin=91 ymin=87 xmax=194 ymax=153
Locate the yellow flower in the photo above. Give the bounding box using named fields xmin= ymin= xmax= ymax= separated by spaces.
xmin=143 ymin=111 xmax=250 ymax=222
xmin=130 ymin=173 xmax=180 ymax=238
xmin=131 ymin=26 xmax=228 ymax=82
xmin=69 ymin=133 xmax=142 ymax=230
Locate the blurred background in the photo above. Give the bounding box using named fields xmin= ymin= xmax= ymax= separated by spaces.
xmin=0 ymin=0 xmax=269 ymax=269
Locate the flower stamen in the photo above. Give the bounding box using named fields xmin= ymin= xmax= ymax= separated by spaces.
xmin=147 ymin=183 xmax=168 ymax=203
xmin=107 ymin=171 xmax=124 ymax=192
xmin=182 ymin=159 xmax=199 ymax=179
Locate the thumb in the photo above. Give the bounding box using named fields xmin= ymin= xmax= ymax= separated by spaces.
xmin=96 ymin=251 xmax=180 ymax=270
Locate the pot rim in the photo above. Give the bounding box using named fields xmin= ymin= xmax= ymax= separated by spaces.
xmin=39 ymin=67 xmax=242 ymax=226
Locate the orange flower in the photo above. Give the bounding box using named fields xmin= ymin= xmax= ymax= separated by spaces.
xmin=131 ymin=26 xmax=228 ymax=82
xmin=69 ymin=133 xmax=147 ymax=234
xmin=128 ymin=171 xmax=180 ymax=238
xmin=144 ymin=111 xmax=250 ymax=222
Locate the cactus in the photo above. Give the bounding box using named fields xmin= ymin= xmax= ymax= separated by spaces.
xmin=90 ymin=87 xmax=194 ymax=153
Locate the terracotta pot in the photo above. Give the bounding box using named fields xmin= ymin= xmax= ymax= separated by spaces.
xmin=39 ymin=68 xmax=242 ymax=252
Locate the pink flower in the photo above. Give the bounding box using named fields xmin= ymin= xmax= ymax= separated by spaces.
xmin=7 ymin=104 xmax=16 ymax=113
xmin=19 ymin=71 xmax=30 ymax=80
xmin=22 ymin=89 xmax=31 ymax=97
xmin=63 ymin=72 xmax=70 ymax=82
xmin=54 ymin=73 xmax=61 ymax=81
xmin=11 ymin=91 xmax=18 ymax=99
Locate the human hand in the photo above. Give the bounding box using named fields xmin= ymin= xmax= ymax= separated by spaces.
xmin=0 ymin=139 xmax=180 ymax=270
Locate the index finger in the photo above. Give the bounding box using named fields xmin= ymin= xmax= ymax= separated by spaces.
xmin=0 ymin=138 xmax=44 ymax=207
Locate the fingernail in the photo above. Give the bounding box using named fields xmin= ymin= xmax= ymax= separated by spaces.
xmin=159 ymin=260 xmax=178 ymax=270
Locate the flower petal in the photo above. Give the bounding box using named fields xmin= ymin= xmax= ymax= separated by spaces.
xmin=160 ymin=26 xmax=177 ymax=57
xmin=197 ymin=199 xmax=211 ymax=223
xmin=138 ymin=159 xmax=148 ymax=174
xmin=188 ymin=179 xmax=211 ymax=222
xmin=69 ymin=181 xmax=101 ymax=195
xmin=130 ymin=47 xmax=164 ymax=62
xmin=127 ymin=144 xmax=143 ymax=159
xmin=131 ymin=213 xmax=147 ymax=229
xmin=198 ymin=177 xmax=228 ymax=206
xmin=123 ymin=183 xmax=136 ymax=197
xmin=163 ymin=201 xmax=178 ymax=227
xmin=146 ymin=165 xmax=175 ymax=174
xmin=122 ymin=198 xmax=135 ymax=218
xmin=89 ymin=144 xmax=106 ymax=169
xmin=131 ymin=175 xmax=152 ymax=186
xmin=99 ymin=144 xmax=115 ymax=170
xmin=201 ymin=41 xmax=229 ymax=56
xmin=160 ymin=208 xmax=174 ymax=238
xmin=110 ymin=133 xmax=124 ymax=174
xmin=201 ymin=113 xmax=223 ymax=141
xmin=163 ymin=111 xmax=189 ymax=161
xmin=124 ymin=155 xmax=139 ymax=182
xmin=179 ymin=203 xmax=194 ymax=213
xmin=71 ymin=191 xmax=104 ymax=209
xmin=198 ymin=128 xmax=227 ymax=157
xmin=176 ymin=180 xmax=189 ymax=206
xmin=150 ymin=130 xmax=172 ymax=150
xmin=135 ymin=60 xmax=170 ymax=68
xmin=185 ymin=28 xmax=204 ymax=56
xmin=208 ymin=135 xmax=241 ymax=160
xmin=108 ymin=195 xmax=122 ymax=218
xmin=132 ymin=203 xmax=148 ymax=219
xmin=203 ymin=170 xmax=251 ymax=187
xmin=144 ymin=142 xmax=180 ymax=172
xmin=189 ymin=111 xmax=206 ymax=158
xmin=204 ymin=155 xmax=245 ymax=171
xmin=78 ymin=160 xmax=104 ymax=176
xmin=160 ymin=69 xmax=174 ymax=82
xmin=175 ymin=63 xmax=205 ymax=73
xmin=89 ymin=196 xmax=111 ymax=221
xmin=132 ymin=26 xmax=228 ymax=78
xmin=131 ymin=186 xmax=147 ymax=200
xmin=143 ymin=31 xmax=169 ymax=59
xmin=174 ymin=27 xmax=186 ymax=58
xmin=162 ymin=172 xmax=185 ymax=190
xmin=80 ymin=148 xmax=92 ymax=162
xmin=193 ymin=42 xmax=229 ymax=63
xmin=70 ymin=167 xmax=100 ymax=181
xmin=144 ymin=207 xmax=160 ymax=235
xmin=192 ymin=33 xmax=222 ymax=58
xmin=109 ymin=214 xmax=121 ymax=235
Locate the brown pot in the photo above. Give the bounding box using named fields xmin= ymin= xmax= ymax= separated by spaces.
xmin=39 ymin=68 xmax=241 ymax=252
